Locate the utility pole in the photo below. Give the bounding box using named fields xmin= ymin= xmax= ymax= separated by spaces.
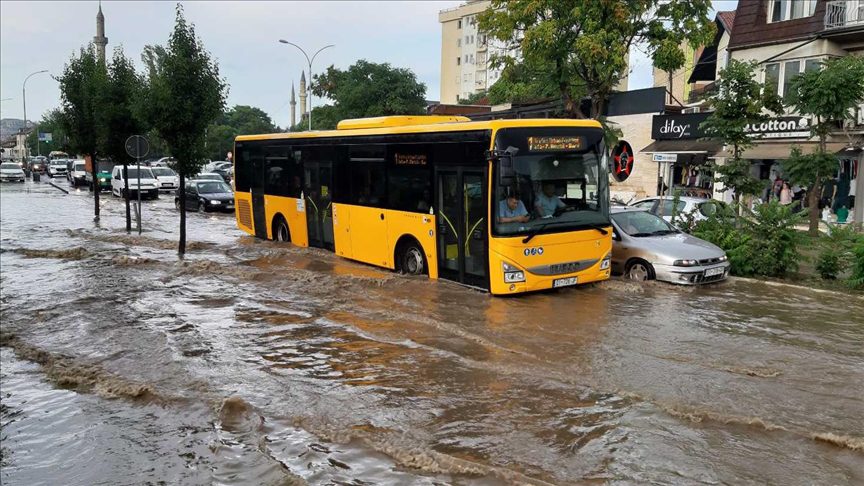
xmin=278 ymin=40 xmax=334 ymax=131
xmin=22 ymin=70 xmax=48 ymax=164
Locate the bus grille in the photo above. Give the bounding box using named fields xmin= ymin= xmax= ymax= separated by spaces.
xmin=237 ymin=199 xmax=253 ymax=229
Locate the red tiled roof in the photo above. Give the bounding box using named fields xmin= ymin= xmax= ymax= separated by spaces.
xmin=717 ymin=10 xmax=735 ymax=32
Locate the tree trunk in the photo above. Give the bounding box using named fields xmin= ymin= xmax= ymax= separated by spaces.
xmin=808 ymin=183 xmax=820 ymax=235
xmin=92 ymin=155 xmax=100 ymax=220
xmin=178 ymin=173 xmax=186 ymax=255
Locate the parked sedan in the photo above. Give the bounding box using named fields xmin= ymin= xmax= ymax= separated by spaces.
xmin=0 ymin=162 xmax=26 ymax=182
xmin=151 ymin=166 xmax=179 ymax=192
xmin=175 ymin=180 xmax=234 ymax=212
xmin=610 ymin=207 xmax=730 ymax=284
xmin=630 ymin=196 xmax=720 ymax=225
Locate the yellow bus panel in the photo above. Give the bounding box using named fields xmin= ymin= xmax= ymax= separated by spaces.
xmin=263 ymin=194 xmax=309 ymax=247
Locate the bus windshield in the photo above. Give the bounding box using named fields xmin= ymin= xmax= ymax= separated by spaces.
xmin=493 ymin=127 xmax=609 ymax=237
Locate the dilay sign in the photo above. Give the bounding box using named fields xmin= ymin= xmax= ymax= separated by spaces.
xmin=651 ymin=113 xmax=710 ymax=140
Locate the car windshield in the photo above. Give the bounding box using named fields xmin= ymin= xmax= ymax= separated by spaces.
xmin=195 ymin=174 xmax=222 ymax=181
xmin=125 ymin=168 xmax=154 ymax=179
xmin=493 ymin=127 xmax=609 ymax=237
xmin=196 ymin=181 xmax=231 ymax=194
xmin=612 ymin=210 xmax=678 ymax=237
xmin=151 ymin=167 xmax=176 ymax=177
xmin=1 ymin=163 xmax=20 ymax=169
xmin=74 ymin=163 xmax=86 ymax=171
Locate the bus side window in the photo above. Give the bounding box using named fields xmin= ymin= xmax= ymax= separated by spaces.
xmin=387 ymin=144 xmax=432 ymax=213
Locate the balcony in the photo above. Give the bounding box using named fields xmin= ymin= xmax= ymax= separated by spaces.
xmin=824 ymin=1 xmax=864 ymax=30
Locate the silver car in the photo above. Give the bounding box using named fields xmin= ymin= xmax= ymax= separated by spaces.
xmin=610 ymin=207 xmax=730 ymax=284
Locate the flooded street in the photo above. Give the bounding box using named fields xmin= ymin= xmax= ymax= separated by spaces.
xmin=1 ymin=179 xmax=862 ymax=485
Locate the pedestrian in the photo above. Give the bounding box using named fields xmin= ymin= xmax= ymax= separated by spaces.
xmin=780 ymin=182 xmax=792 ymax=205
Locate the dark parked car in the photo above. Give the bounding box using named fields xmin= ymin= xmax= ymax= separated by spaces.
xmin=175 ymin=180 xmax=235 ymax=212
xmin=211 ymin=165 xmax=232 ymax=183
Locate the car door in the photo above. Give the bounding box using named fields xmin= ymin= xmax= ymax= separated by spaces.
xmin=186 ymin=185 xmax=198 ymax=209
xmin=112 ymin=167 xmax=121 ymax=193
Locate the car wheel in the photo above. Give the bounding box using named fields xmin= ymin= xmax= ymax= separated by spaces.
xmin=398 ymin=241 xmax=426 ymax=276
xmin=274 ymin=219 xmax=290 ymax=242
xmin=625 ymin=260 xmax=655 ymax=281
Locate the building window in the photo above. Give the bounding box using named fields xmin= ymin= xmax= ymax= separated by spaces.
xmin=782 ymin=60 xmax=801 ymax=101
xmin=456 ymin=57 xmax=460 ymax=66
xmin=804 ymin=58 xmax=822 ymax=72
xmin=457 ymin=19 xmax=462 ymax=29
xmin=768 ymin=0 xmax=816 ymax=23
xmin=457 ymin=38 xmax=461 ymax=47
xmin=765 ymin=63 xmax=780 ymax=96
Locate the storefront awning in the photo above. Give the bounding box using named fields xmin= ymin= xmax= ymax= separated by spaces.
xmin=641 ymin=139 xmax=723 ymax=154
xmin=716 ymin=142 xmax=848 ymax=160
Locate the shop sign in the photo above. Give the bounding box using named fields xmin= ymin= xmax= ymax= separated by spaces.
xmin=744 ymin=116 xmax=810 ymax=139
xmin=651 ymin=113 xmax=711 ymax=140
xmin=652 ymin=153 xmax=678 ymax=163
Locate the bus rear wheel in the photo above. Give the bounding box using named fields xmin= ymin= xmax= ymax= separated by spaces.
xmin=398 ymin=242 xmax=426 ymax=276
xmin=274 ymin=218 xmax=290 ymax=243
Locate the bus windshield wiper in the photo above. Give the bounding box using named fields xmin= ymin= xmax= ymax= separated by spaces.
xmin=521 ymin=221 xmax=608 ymax=244
xmin=522 ymin=221 xmax=570 ymax=243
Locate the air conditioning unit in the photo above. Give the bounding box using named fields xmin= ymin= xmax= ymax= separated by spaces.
xmin=682 ymin=107 xmax=701 ymax=114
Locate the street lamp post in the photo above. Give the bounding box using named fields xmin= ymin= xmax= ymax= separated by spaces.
xmin=23 ymin=70 xmax=49 ymax=161
xmin=278 ymin=40 xmax=334 ymax=131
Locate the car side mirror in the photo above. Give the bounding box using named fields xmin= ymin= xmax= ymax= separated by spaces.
xmin=612 ymin=230 xmax=621 ymax=241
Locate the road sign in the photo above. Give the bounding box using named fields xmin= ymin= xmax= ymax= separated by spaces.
xmin=652 ymin=153 xmax=678 ymax=163
xmin=38 ymin=132 xmax=52 ymax=142
xmin=125 ymin=135 xmax=150 ymax=159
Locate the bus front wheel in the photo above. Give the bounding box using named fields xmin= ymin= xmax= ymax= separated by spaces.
xmin=398 ymin=241 xmax=426 ymax=276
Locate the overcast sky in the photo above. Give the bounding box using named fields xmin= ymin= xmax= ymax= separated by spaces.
xmin=1 ymin=0 xmax=738 ymax=129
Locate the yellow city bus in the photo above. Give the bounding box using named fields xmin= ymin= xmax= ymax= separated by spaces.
xmin=233 ymin=116 xmax=612 ymax=295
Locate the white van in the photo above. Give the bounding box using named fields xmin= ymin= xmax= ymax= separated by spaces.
xmin=67 ymin=159 xmax=88 ymax=187
xmin=111 ymin=165 xmax=160 ymax=199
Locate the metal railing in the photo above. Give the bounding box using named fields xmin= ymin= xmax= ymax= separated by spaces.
xmin=825 ymin=0 xmax=864 ymax=29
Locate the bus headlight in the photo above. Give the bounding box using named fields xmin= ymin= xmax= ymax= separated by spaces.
xmin=502 ymin=262 xmax=525 ymax=283
xmin=600 ymin=253 xmax=611 ymax=270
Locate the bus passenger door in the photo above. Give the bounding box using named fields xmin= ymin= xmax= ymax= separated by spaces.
xmin=305 ymin=161 xmax=334 ymax=250
xmin=436 ymin=168 xmax=488 ymax=289
xmin=251 ymin=154 xmax=268 ymax=239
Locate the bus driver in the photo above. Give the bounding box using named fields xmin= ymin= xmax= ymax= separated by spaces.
xmin=535 ymin=182 xmax=565 ymax=218
xmin=498 ymin=193 xmax=530 ymax=223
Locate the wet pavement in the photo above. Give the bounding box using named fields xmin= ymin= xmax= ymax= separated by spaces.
xmin=1 ymin=178 xmax=862 ymax=485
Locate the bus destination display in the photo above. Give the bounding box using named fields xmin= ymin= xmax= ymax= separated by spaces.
xmin=527 ymin=136 xmax=583 ymax=152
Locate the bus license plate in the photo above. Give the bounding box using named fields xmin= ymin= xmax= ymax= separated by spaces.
xmin=553 ymin=277 xmax=578 ymax=288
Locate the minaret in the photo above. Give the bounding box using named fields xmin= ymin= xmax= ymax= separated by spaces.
xmin=290 ymin=83 xmax=296 ymax=128
xmin=93 ymin=1 xmax=108 ymax=64
xmin=298 ymin=71 xmax=307 ymax=120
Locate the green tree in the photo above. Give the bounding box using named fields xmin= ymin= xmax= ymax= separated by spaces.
xmin=100 ymin=47 xmax=145 ymax=231
xmin=782 ymin=56 xmax=864 ymax=235
xmin=479 ymin=0 xmax=715 ymax=118
xmin=701 ymin=59 xmax=783 ymax=207
xmin=56 ymin=44 xmax=107 ymax=218
xmin=205 ymin=105 xmax=278 ymax=160
xmin=27 ymin=109 xmax=71 ymax=155
xmin=143 ymin=5 xmax=227 ymax=254
xmin=458 ymin=90 xmax=487 ymax=105
xmin=308 ymin=60 xmax=426 ymax=130
xmin=486 ymin=61 xmax=558 ymax=105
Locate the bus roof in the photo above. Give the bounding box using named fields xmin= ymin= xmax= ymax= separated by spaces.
xmin=235 ymin=117 xmax=603 ymax=143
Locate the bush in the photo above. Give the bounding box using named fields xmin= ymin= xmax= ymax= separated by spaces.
xmin=693 ymin=201 xmax=804 ymax=277
xmin=816 ymin=224 xmax=858 ymax=280
xmin=848 ymin=236 xmax=864 ymax=290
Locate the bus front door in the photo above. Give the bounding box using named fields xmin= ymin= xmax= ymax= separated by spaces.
xmin=304 ymin=162 xmax=334 ymax=250
xmin=436 ymin=168 xmax=488 ymax=289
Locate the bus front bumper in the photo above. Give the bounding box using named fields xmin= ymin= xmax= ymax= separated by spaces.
xmin=489 ymin=255 xmax=612 ymax=295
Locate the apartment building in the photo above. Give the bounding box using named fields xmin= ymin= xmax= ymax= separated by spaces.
xmin=439 ymin=1 xmax=503 ymax=104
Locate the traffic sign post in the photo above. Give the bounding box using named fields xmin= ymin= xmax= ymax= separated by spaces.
xmin=125 ymin=135 xmax=150 ymax=235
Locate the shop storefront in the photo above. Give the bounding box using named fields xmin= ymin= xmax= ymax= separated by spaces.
xmin=641 ymin=113 xmax=722 ymax=199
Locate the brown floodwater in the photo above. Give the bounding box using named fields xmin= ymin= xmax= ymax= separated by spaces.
xmin=1 ymin=179 xmax=862 ymax=485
